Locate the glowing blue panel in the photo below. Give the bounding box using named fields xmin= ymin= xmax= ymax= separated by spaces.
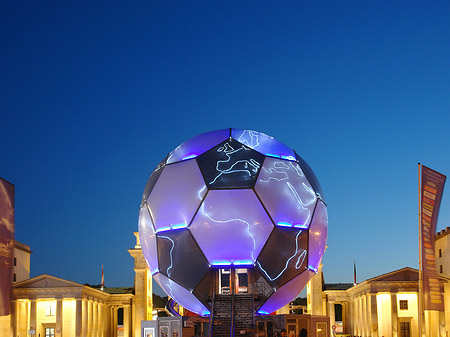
xmin=257 ymin=270 xmax=314 ymax=314
xmin=167 ymin=129 xmax=230 ymax=164
xmin=153 ymin=273 xmax=210 ymax=316
xmin=255 ymin=157 xmax=317 ymax=229
xmin=231 ymin=129 xmax=296 ymax=161
xmin=138 ymin=204 xmax=159 ymax=274
xmin=295 ymin=152 xmax=325 ymax=201
xmin=190 ymin=190 xmax=274 ymax=265
xmin=147 ymin=160 xmax=207 ymax=232
xmin=308 ymin=200 xmax=328 ymax=271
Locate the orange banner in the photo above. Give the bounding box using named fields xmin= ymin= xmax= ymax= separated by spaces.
xmin=421 ymin=166 xmax=446 ymax=311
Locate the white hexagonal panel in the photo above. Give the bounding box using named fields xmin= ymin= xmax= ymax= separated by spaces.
xmin=232 ymin=128 xmax=296 ymax=161
xmin=257 ymin=270 xmax=314 ymax=315
xmin=308 ymin=200 xmax=328 ymax=272
xmin=138 ymin=204 xmax=159 ymax=275
xmin=147 ymin=160 xmax=207 ymax=232
xmin=190 ymin=189 xmax=274 ymax=266
xmin=255 ymin=157 xmax=317 ymax=229
xmin=153 ymin=273 xmax=210 ymax=316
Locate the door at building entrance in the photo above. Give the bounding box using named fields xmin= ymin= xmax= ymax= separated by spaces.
xmin=219 ymin=268 xmax=249 ymax=294
xmin=399 ymin=322 xmax=410 ymax=337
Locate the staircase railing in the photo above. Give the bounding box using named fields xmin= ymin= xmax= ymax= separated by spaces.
xmin=230 ymin=294 xmax=235 ymax=337
xmin=209 ymin=293 xmax=216 ymax=337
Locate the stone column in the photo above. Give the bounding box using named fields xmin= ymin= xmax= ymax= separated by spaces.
xmin=362 ymin=296 xmax=366 ymax=336
xmin=132 ymin=302 xmax=136 ymax=337
xmin=328 ymin=301 xmax=335 ymax=336
xmin=439 ymin=310 xmax=446 ymax=337
xmin=308 ymin=264 xmax=325 ymax=316
xmin=129 ymin=249 xmax=151 ymax=337
xmin=342 ymin=302 xmax=348 ymax=334
xmin=97 ymin=302 xmax=103 ymax=337
xmin=110 ymin=306 xmax=116 ymax=337
xmin=82 ymin=299 xmax=88 ymax=337
xmin=365 ymin=295 xmax=371 ymax=337
xmin=124 ymin=305 xmax=131 ymax=337
xmin=76 ymin=298 xmax=83 ymax=337
xmin=362 ymin=295 xmax=368 ymax=337
xmin=369 ymin=294 xmax=378 ymax=337
xmin=103 ymin=303 xmax=110 ymax=337
xmin=391 ymin=293 xmax=398 ymax=337
xmin=55 ymin=298 xmax=63 ymax=337
xmin=10 ymin=300 xmax=17 ymax=337
xmin=88 ymin=300 xmax=93 ymax=337
xmin=350 ymin=299 xmax=355 ymax=336
xmin=17 ymin=300 xmax=27 ymax=336
xmin=113 ymin=307 xmax=119 ymax=337
xmin=356 ymin=297 xmax=361 ymax=337
xmin=93 ymin=301 xmax=98 ymax=337
xmin=30 ymin=299 xmax=37 ymax=333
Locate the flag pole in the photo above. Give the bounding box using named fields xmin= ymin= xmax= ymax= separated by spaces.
xmin=418 ymin=163 xmax=423 ymax=337
xmin=101 ymin=265 xmax=104 ymax=291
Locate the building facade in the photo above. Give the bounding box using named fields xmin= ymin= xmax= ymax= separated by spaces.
xmin=307 ymin=228 xmax=450 ymax=337
xmin=2 ymin=234 xmax=152 ymax=337
xmin=12 ymin=275 xmax=133 ymax=337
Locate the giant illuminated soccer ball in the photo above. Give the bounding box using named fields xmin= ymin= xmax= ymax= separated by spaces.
xmin=139 ymin=129 xmax=327 ymax=316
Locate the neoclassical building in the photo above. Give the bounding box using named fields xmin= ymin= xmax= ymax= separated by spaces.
xmin=4 ymin=233 xmax=152 ymax=337
xmin=307 ymin=227 xmax=450 ymax=337
xmin=12 ymin=275 xmax=133 ymax=337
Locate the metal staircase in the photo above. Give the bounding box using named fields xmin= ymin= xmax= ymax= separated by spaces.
xmin=210 ymin=294 xmax=233 ymax=337
xmin=233 ymin=294 xmax=254 ymax=335
xmin=209 ymin=294 xmax=254 ymax=337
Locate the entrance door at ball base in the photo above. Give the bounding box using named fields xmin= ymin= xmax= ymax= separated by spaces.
xmin=219 ymin=268 xmax=249 ymax=295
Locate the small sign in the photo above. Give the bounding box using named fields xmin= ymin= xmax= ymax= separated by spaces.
xmin=332 ymin=325 xmax=336 ymax=330
xmin=28 ymin=330 xmax=36 ymax=335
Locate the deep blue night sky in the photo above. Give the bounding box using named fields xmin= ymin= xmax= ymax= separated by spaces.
xmin=1 ymin=1 xmax=450 ymax=296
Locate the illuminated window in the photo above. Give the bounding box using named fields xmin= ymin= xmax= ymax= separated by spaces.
xmin=46 ymin=305 xmax=55 ymax=316
xmin=45 ymin=328 xmax=55 ymax=337
xmin=399 ymin=300 xmax=408 ymax=310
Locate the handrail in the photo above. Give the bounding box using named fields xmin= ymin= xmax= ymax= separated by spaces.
xmin=230 ymin=293 xmax=235 ymax=337
xmin=209 ymin=293 xmax=215 ymax=337
xmin=251 ymin=295 xmax=255 ymax=327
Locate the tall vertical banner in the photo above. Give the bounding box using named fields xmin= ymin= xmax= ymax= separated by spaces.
xmin=420 ymin=165 xmax=446 ymax=311
xmin=0 ymin=178 xmax=15 ymax=316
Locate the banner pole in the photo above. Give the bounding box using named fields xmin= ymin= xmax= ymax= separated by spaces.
xmin=418 ymin=163 xmax=423 ymax=337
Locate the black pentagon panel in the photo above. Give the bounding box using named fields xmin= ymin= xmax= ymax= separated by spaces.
xmin=250 ymin=268 xmax=274 ymax=310
xmin=157 ymin=229 xmax=210 ymax=291
xmin=140 ymin=156 xmax=168 ymax=207
xmin=196 ymin=139 xmax=265 ymax=189
xmin=295 ymin=152 xmax=325 ymax=202
xmin=256 ymin=227 xmax=308 ymax=290
xmin=192 ymin=269 xmax=214 ymax=310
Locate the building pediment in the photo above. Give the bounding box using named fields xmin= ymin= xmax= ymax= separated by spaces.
xmin=14 ymin=274 xmax=82 ymax=289
xmin=366 ymin=267 xmax=419 ymax=283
